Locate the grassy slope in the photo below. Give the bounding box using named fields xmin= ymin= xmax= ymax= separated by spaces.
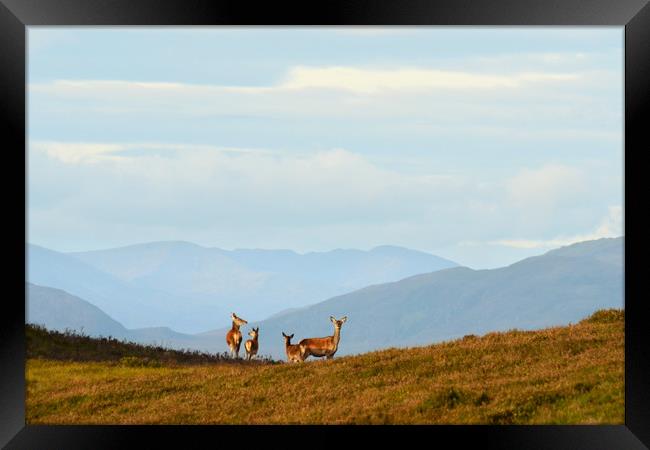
xmin=25 ymin=324 xmax=276 ymax=366
xmin=26 ymin=309 xmax=623 ymax=424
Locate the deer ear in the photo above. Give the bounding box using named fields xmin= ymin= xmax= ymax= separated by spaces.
xmin=341 ymin=316 xmax=348 ymax=323
xmin=282 ymin=332 xmax=287 ymax=337
xmin=330 ymin=316 xmax=336 ymax=323
xmin=290 ymin=334 xmax=294 ymax=339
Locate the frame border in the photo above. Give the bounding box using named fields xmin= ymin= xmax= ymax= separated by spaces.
xmin=2 ymin=0 xmax=648 ymax=448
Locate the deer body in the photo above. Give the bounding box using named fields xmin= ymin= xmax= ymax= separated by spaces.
xmin=225 ymin=313 xmax=248 ymax=358
xmin=245 ymin=327 xmax=259 ymax=360
xmin=282 ymin=332 xmax=304 ymax=363
xmin=299 ymin=316 xmax=347 ymax=360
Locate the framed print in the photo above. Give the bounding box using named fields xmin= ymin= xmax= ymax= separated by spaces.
xmin=1 ymin=0 xmax=649 ymax=448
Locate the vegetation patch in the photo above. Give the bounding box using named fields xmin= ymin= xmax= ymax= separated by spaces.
xmin=27 ymin=324 xmax=279 ymax=366
xmin=582 ymin=309 xmax=624 ymax=324
xmin=26 ymin=309 xmax=624 ymax=425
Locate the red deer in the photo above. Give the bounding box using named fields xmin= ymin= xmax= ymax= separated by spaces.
xmin=225 ymin=312 xmax=248 ymax=358
xmin=299 ymin=316 xmax=347 ymax=361
xmin=245 ymin=327 xmax=259 ymax=361
xmin=282 ymin=332 xmax=304 ymax=363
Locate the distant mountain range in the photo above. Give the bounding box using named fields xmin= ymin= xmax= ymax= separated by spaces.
xmin=26 ymin=237 xmax=624 ymax=360
xmin=27 ymin=244 xmax=206 ymax=332
xmin=27 ymin=241 xmax=458 ymax=332
xmin=217 ymin=237 xmax=624 ymax=359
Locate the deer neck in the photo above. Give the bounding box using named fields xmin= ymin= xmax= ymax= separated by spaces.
xmin=332 ymin=326 xmax=341 ymax=348
xmin=231 ymin=321 xmax=240 ymax=332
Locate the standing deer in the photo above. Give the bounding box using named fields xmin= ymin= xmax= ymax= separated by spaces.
xmin=282 ymin=332 xmax=304 ymax=363
xmin=299 ymin=316 xmax=347 ymax=360
xmin=225 ymin=312 xmax=248 ymax=358
xmin=245 ymin=327 xmax=259 ymax=361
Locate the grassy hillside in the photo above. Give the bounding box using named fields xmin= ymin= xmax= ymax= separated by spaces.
xmin=26 ymin=324 xmax=277 ymax=366
xmin=26 ymin=309 xmax=623 ymax=424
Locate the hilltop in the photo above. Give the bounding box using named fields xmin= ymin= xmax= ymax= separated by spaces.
xmin=26 ymin=309 xmax=624 ymax=424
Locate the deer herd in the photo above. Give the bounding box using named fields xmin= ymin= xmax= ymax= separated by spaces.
xmin=225 ymin=312 xmax=348 ymax=363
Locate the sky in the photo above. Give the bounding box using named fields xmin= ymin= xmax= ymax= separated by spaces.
xmin=27 ymin=27 xmax=624 ymax=269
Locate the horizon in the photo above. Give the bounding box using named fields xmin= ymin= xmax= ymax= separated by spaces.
xmin=26 ymin=234 xmax=624 ymax=271
xmin=26 ymin=233 xmax=624 ymax=338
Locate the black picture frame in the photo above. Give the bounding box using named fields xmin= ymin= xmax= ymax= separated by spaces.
xmin=2 ymin=0 xmax=648 ymax=448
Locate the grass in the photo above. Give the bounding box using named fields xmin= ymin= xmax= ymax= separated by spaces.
xmin=25 ymin=309 xmax=624 ymax=424
xmin=26 ymin=324 xmax=277 ymax=366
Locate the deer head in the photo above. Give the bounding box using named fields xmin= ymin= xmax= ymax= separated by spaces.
xmin=330 ymin=316 xmax=347 ymax=330
xmin=231 ymin=312 xmax=248 ymax=327
xmin=282 ymin=332 xmax=294 ymax=344
xmin=248 ymin=327 xmax=259 ymax=339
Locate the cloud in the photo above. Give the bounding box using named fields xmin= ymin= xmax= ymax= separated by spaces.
xmin=31 ymin=141 xmax=270 ymax=165
xmin=28 ymin=139 xmax=622 ymax=269
xmin=28 ymin=65 xmax=615 ymax=145
xmin=488 ymin=205 xmax=623 ymax=249
xmin=28 ymin=141 xmax=469 ymax=229
xmin=506 ymin=164 xmax=587 ymax=210
xmin=34 ymin=141 xmax=129 ymax=164
xmin=280 ymin=66 xmax=580 ymax=93
xmin=31 ymin=66 xmax=581 ymax=98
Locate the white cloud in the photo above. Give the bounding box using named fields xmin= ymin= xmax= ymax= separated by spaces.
xmin=30 ymin=66 xmax=581 ymax=98
xmin=32 ymin=141 xmax=271 ymax=165
xmin=28 ymin=141 xmax=469 ymax=228
xmin=28 ymin=140 xmax=622 ymax=268
xmin=29 ymin=65 xmax=615 ymax=144
xmin=33 ymin=141 xmax=129 ymax=164
xmin=506 ymin=164 xmax=586 ymax=210
xmin=280 ymin=66 xmax=579 ymax=93
xmin=488 ymin=205 xmax=623 ymax=249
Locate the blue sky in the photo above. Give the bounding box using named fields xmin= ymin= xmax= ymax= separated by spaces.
xmin=27 ymin=27 xmax=624 ymax=268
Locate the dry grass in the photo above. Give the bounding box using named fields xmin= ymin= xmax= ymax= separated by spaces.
xmin=26 ymin=309 xmax=624 ymax=424
xmin=26 ymin=324 xmax=277 ymax=365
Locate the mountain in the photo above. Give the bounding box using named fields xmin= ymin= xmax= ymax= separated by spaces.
xmin=234 ymin=237 xmax=624 ymax=360
xmin=26 ymin=283 xmax=224 ymax=352
xmin=27 ymin=237 xmax=623 ymax=360
xmin=65 ymin=241 xmax=458 ymax=330
xmin=26 ymin=244 xmax=221 ymax=332
xmin=26 ymin=283 xmax=129 ymax=339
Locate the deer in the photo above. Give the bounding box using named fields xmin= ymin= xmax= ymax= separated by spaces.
xmin=245 ymin=327 xmax=259 ymax=361
xmin=282 ymin=332 xmax=304 ymax=363
xmin=225 ymin=312 xmax=248 ymax=358
xmin=299 ymin=316 xmax=347 ymax=361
